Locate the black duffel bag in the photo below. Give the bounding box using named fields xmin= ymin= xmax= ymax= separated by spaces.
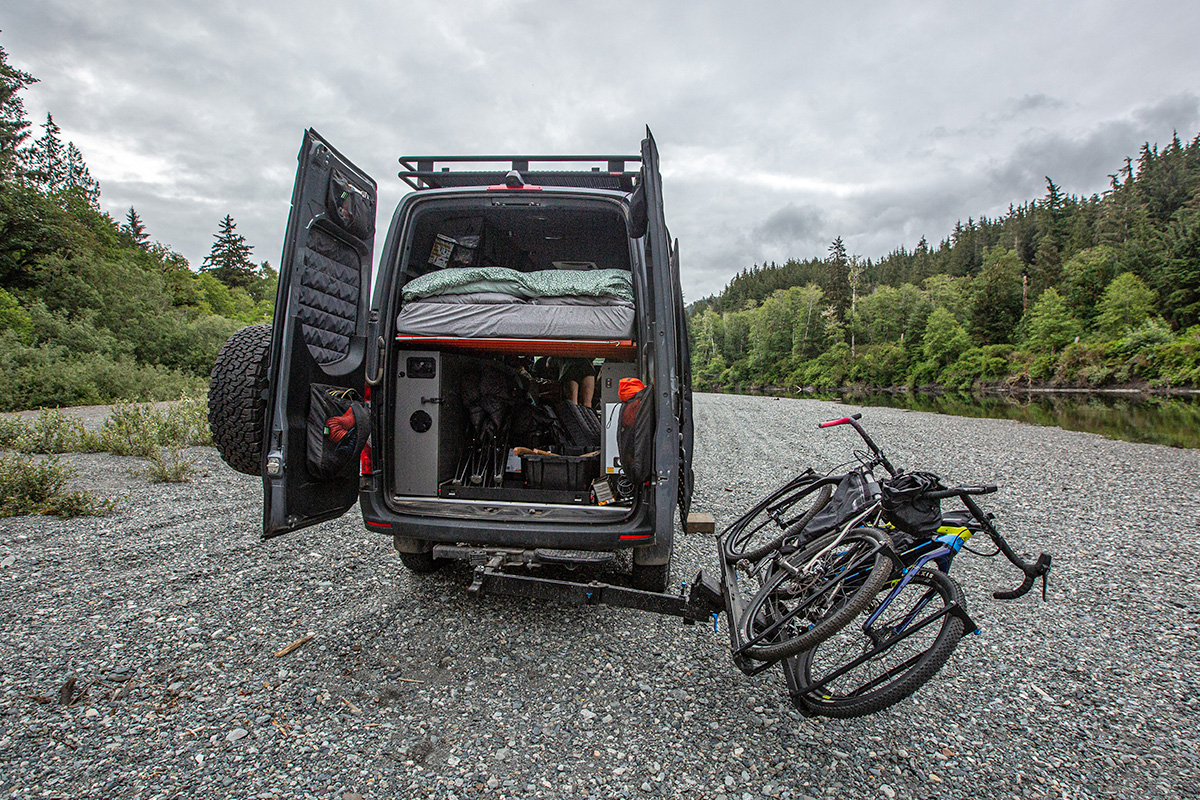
xmin=881 ymin=470 xmax=946 ymax=546
xmin=307 ymin=384 xmax=370 ymax=480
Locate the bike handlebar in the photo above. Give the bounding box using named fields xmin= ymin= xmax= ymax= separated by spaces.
xmin=952 ymin=492 xmax=1051 ymax=601
xmin=993 ymin=553 xmax=1052 ymax=600
xmin=817 ymin=413 xmax=897 ymax=476
xmin=927 ymin=485 xmax=997 ymax=500
xmin=816 ymin=414 xmax=1051 ymax=601
xmin=818 ymin=413 xmax=862 ymax=428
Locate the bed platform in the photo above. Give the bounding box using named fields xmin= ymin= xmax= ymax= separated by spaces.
xmin=394 ymin=266 xmax=637 ymax=356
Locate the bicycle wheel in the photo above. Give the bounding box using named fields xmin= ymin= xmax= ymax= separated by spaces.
xmin=787 ymin=568 xmax=965 ymax=718
xmin=722 ymin=473 xmax=833 ymax=564
xmin=736 ymin=527 xmax=893 ymax=663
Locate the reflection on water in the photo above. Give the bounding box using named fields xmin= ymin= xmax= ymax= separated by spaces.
xmin=731 ymin=389 xmax=1200 ymax=449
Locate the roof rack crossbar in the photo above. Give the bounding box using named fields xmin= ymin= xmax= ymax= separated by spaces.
xmin=398 ymin=154 xmax=643 ymax=191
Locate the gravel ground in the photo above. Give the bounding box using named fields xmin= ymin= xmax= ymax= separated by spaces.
xmin=2 ymin=392 xmax=1198 ymax=800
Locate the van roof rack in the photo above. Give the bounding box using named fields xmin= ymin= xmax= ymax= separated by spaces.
xmin=398 ymin=154 xmax=643 ymax=192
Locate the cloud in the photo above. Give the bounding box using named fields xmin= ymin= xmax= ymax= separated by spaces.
xmin=756 ymin=204 xmax=824 ymax=246
xmin=1004 ymin=93 xmax=1067 ymax=118
xmin=1134 ymin=94 xmax=1200 ymax=137
xmin=986 ymin=93 xmax=1200 ymax=200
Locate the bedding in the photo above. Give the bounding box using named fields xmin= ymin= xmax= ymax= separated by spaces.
xmin=396 ymin=267 xmax=637 ymax=340
xmin=402 ymin=267 xmax=633 ymax=304
xmin=396 ymin=300 xmax=635 ymax=339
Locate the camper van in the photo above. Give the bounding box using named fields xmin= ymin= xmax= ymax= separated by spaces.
xmin=207 ymin=128 xmax=693 ymax=591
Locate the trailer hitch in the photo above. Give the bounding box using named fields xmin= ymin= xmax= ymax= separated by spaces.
xmin=467 ymin=559 xmax=725 ymax=624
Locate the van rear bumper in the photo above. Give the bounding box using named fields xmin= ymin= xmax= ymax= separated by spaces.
xmin=358 ymin=489 xmax=656 ymax=551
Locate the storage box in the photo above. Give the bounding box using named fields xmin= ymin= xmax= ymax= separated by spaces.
xmin=521 ymin=452 xmax=600 ymax=491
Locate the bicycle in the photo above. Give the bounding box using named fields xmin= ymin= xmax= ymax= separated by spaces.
xmin=717 ymin=413 xmax=1051 ymax=717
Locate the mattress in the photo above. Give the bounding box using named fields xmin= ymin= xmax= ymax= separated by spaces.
xmin=397 ymin=299 xmax=635 ymax=339
xmin=397 ymin=267 xmax=637 ymax=340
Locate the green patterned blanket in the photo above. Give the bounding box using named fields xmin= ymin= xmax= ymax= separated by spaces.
xmin=402 ymin=267 xmax=633 ymax=303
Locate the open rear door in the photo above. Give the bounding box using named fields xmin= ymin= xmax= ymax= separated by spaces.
xmin=638 ymin=128 xmax=685 ymax=563
xmin=671 ymin=238 xmax=695 ymax=527
xmin=263 ymin=129 xmax=377 ymax=538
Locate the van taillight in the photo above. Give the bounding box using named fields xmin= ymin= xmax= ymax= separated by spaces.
xmin=360 ymin=384 xmax=373 ymax=475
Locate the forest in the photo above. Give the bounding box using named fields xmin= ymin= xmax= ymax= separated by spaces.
xmin=687 ymin=135 xmax=1200 ymax=393
xmin=0 ymin=41 xmax=276 ymax=412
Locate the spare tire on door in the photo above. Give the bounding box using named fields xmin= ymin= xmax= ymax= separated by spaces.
xmin=208 ymin=324 xmax=271 ymax=476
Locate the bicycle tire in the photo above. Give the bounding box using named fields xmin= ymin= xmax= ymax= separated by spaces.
xmin=788 ymin=568 xmax=965 ymax=719
xmin=737 ymin=527 xmax=893 ymax=663
xmin=723 ymin=478 xmax=833 ymax=563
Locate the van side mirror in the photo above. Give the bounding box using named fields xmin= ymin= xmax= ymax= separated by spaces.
xmin=629 ymin=180 xmax=648 ymax=238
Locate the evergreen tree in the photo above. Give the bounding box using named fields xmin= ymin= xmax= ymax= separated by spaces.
xmin=822 ymin=237 xmax=851 ymax=316
xmin=124 ymin=206 xmax=149 ymax=249
xmin=970 ymin=247 xmax=1024 ymax=344
xmin=26 ymin=113 xmax=65 ymax=192
xmin=22 ymin=114 xmax=100 ymax=206
xmin=0 ymin=38 xmax=37 ymax=178
xmin=1161 ymin=205 xmax=1200 ymax=327
xmin=64 ymin=141 xmax=100 ymax=209
xmin=201 ymin=214 xmax=256 ymax=288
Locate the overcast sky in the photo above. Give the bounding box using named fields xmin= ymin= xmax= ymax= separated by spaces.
xmin=6 ymin=1 xmax=1200 ymax=301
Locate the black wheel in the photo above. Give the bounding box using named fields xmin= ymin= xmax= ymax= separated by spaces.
xmin=788 ymin=568 xmax=965 ymax=718
xmin=631 ymin=561 xmax=670 ymax=593
xmin=721 ymin=475 xmax=833 ymax=564
xmin=397 ymin=550 xmax=443 ymax=574
xmin=737 ymin=527 xmax=893 ymax=663
xmin=208 ymin=324 xmax=271 ymax=476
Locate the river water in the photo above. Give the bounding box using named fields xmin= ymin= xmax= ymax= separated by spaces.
xmin=723 ymin=389 xmax=1200 ymax=449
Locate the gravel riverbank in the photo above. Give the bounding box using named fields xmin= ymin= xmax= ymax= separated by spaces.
xmin=2 ymin=392 xmax=1198 ymax=799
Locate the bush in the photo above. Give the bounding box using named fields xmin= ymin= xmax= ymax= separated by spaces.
xmin=100 ymin=403 xmax=164 ymax=457
xmin=15 ymin=408 xmax=90 ymax=453
xmin=98 ymin=398 xmax=213 ymax=457
xmin=799 ymin=342 xmax=851 ymax=388
xmin=0 ymin=417 xmax=26 ymax=448
xmin=0 ymin=288 xmax=32 ymax=343
xmin=939 ymin=345 xmax=1014 ymax=390
xmin=0 ymin=453 xmax=114 ymax=517
xmin=906 ymin=358 xmax=942 ymax=388
xmin=1154 ymin=326 xmax=1200 ymax=386
xmin=164 ymin=392 xmax=213 ymax=446
xmin=1115 ymin=317 xmax=1173 ymax=356
xmin=1054 ymin=341 xmax=1114 ymax=387
xmin=0 ymin=331 xmax=206 ymax=412
xmin=849 ymin=343 xmax=909 ymax=387
xmin=142 ymin=447 xmax=196 ymax=483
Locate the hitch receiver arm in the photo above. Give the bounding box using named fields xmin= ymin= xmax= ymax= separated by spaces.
xmin=468 ymin=562 xmax=724 ymax=623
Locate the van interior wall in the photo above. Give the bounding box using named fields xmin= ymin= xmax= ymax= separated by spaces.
xmin=402 ymin=202 xmax=632 ymax=278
